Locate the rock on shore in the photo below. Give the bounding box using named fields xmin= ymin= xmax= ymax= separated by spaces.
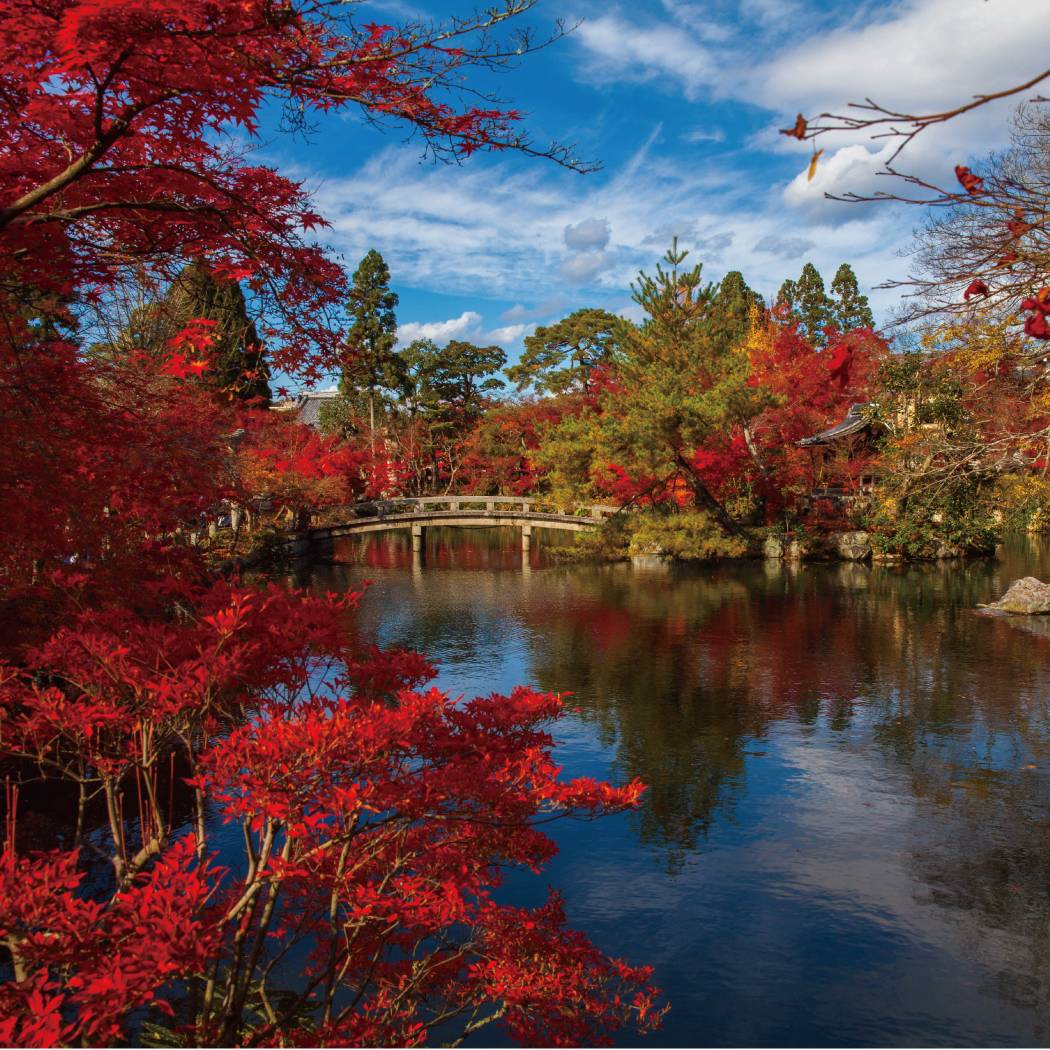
xmin=981 ymin=577 xmax=1050 ymax=615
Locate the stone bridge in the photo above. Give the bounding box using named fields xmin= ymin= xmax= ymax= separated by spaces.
xmin=309 ymin=496 xmax=621 ymax=555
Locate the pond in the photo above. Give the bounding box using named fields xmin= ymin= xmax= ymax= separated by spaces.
xmin=284 ymin=527 xmax=1050 ymax=1047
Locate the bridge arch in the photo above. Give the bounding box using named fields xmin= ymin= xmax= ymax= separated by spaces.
xmin=308 ymin=496 xmax=621 ymax=556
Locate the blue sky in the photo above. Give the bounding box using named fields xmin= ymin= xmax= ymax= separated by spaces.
xmin=257 ymin=0 xmax=1050 ymax=386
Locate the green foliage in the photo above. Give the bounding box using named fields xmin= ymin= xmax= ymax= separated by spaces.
xmin=536 ymin=242 xmax=775 ymax=535
xmin=629 ymin=511 xmax=748 ymax=561
xmin=507 ymin=308 xmax=619 ymax=394
xmin=777 ymin=262 xmax=873 ymax=343
xmin=546 ymin=513 xmax=632 ymax=563
xmin=397 ymin=336 xmax=506 ymax=435
xmin=178 ymin=267 xmax=272 ymax=406
xmin=339 ymin=248 xmax=402 ymax=403
xmin=829 ymin=263 xmax=874 ymax=330
xmin=536 ymin=409 xmax=603 ymax=504
xmin=863 ymin=484 xmax=1000 ymax=558
xmin=425 ymin=339 xmax=506 ymax=409
xmin=701 ymin=271 xmax=764 ymax=351
xmin=609 ymin=244 xmax=774 ymax=489
xmin=778 ymin=262 xmax=833 ymax=344
xmin=317 ymin=392 xmax=363 ymax=437
xmin=872 ymin=351 xmax=970 ymax=429
xmin=994 ymin=476 xmax=1050 ymax=532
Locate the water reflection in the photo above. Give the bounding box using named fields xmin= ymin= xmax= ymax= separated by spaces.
xmin=293 ymin=530 xmax=1050 ymax=1046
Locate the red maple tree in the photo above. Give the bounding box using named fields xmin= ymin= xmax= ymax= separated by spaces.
xmin=0 ymin=2 xmax=661 ymax=1044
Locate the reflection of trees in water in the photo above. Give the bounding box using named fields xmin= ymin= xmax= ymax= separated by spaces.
xmin=515 ymin=557 xmax=1050 ymax=905
xmin=299 ymin=528 xmax=585 ymax=670
xmin=300 ymin=539 xmax=1050 ymax=992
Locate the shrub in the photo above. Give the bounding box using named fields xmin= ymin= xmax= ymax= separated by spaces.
xmin=628 ymin=511 xmax=748 ymax=561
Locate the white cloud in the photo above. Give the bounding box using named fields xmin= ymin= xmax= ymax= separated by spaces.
xmin=561 ymin=251 xmax=619 ymax=283
xmin=574 ymin=0 xmax=1046 ymax=163
xmin=754 ymin=234 xmax=816 ymax=260
xmin=483 ymin=322 xmax=537 ymax=344
xmin=754 ymin=0 xmax=1050 ymax=119
xmin=397 ymin=310 xmax=481 ymax=346
xmin=564 ymin=217 xmax=612 ymax=251
xmin=574 ymin=14 xmax=720 ymax=100
xmin=683 ymin=126 xmax=726 ymax=143
xmin=780 ymin=141 xmax=905 ymax=220
xmin=304 ymin=133 xmax=908 ymax=320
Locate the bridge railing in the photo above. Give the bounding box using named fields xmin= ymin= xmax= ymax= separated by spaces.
xmin=332 ymin=496 xmax=623 ymax=521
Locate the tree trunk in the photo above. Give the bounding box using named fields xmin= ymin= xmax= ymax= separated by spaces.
xmin=742 ymin=422 xmax=771 ymax=481
xmin=674 ymin=450 xmax=746 ymax=538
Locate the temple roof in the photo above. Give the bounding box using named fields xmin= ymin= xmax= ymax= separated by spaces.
xmin=796 ymin=403 xmax=875 ymax=448
xmin=293 ymin=390 xmax=341 ymax=428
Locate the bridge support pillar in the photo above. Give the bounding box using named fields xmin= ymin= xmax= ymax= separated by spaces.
xmin=411 ymin=524 xmax=425 ymax=552
xmin=521 ymin=524 xmax=532 ymax=556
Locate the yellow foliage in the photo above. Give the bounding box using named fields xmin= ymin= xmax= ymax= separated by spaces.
xmin=922 ymin=309 xmax=1029 ymax=375
xmin=994 ymin=475 xmax=1050 ymax=531
xmin=742 ymin=303 xmax=777 ymax=365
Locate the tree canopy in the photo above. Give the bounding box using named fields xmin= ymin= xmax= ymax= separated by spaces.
xmin=506 ymin=308 xmax=619 ymax=394
xmin=538 ymin=242 xmax=775 ymax=534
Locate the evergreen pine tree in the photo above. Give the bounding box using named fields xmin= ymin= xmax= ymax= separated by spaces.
xmin=507 ymin=308 xmax=619 ymax=395
xmin=537 ymin=239 xmax=775 ymax=537
xmin=775 ymin=278 xmax=798 ymax=316
xmin=428 ymin=340 xmax=506 ymax=413
xmin=339 ymin=249 xmax=401 ymax=441
xmin=775 ymin=264 xmax=834 ymax=344
xmin=829 ymin=263 xmax=875 ymax=331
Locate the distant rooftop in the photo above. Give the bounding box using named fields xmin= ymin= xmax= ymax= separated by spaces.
xmin=291 ymin=390 xmax=341 ymax=428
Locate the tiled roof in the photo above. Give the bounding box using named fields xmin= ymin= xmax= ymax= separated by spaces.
xmin=294 ymin=390 xmax=341 ymax=428
xmin=796 ymin=403 xmax=875 ymax=448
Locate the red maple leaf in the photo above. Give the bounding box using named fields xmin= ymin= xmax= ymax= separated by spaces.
xmin=780 ymin=113 xmax=807 ymax=140
xmin=828 ymin=343 xmax=855 ymax=389
xmin=955 ymin=165 xmax=984 ymax=196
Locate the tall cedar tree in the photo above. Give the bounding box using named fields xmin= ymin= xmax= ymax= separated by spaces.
xmin=339 ymin=249 xmax=401 ymax=438
xmin=701 ymin=271 xmax=765 ymax=348
xmin=778 ymin=262 xmax=873 ymax=342
xmin=777 ymin=263 xmax=834 ymax=344
xmin=0 ymin=1 xmax=663 ymax=1045
xmin=507 ymin=308 xmax=619 ymax=394
xmin=829 ymin=264 xmax=874 ymax=331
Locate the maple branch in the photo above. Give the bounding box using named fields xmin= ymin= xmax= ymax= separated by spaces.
xmin=0 ymin=94 xmax=178 ymax=232
xmin=785 ymin=68 xmax=1050 ymax=162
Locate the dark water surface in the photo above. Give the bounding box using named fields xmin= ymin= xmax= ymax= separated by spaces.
xmin=289 ymin=528 xmax=1050 ymax=1047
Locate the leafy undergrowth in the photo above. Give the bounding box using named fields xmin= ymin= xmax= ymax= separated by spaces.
xmin=629 ymin=511 xmax=749 ymax=561
xmin=549 ymin=510 xmax=752 ymax=564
